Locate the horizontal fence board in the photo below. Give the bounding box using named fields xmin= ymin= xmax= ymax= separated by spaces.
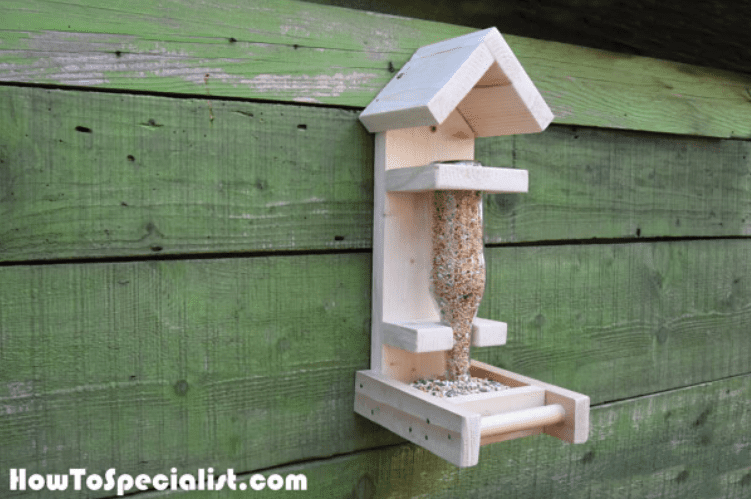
xmin=480 ymin=127 xmax=751 ymax=243
xmin=0 ymin=253 xmax=398 ymax=499
xmin=476 ymin=241 xmax=751 ymax=403
xmin=303 ymin=0 xmax=751 ymax=76
xmin=2 ymin=86 xmax=751 ymax=261
xmin=0 ymin=86 xmax=373 ymax=260
xmin=2 ymin=0 xmax=751 ymax=138
xmin=2 ymin=240 xmax=751 ymax=496
xmin=147 ymin=374 xmax=751 ymax=499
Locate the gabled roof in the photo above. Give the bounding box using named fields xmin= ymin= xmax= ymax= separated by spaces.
xmin=359 ymin=28 xmax=554 ymax=137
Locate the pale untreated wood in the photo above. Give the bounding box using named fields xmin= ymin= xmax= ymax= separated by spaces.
xmin=360 ymin=40 xmax=493 ymax=133
xmin=460 ymin=85 xmax=553 ymax=137
xmin=386 ymin=163 xmax=528 ymax=193
xmin=452 ymin=385 xmax=544 ymax=416
xmin=362 ymin=41 xmax=584 ymax=456
xmin=355 ymin=370 xmax=481 ymax=467
xmin=472 ymin=360 xmax=589 ymax=444
xmin=359 ymin=28 xmax=553 ymax=136
xmin=381 ymin=318 xmax=507 ymax=353
xmin=374 ymin=115 xmax=475 ymax=379
xmin=382 ymin=321 xmax=454 ymax=353
xmin=356 ymin=360 xmax=586 ymax=466
xmin=471 ymin=317 xmax=508 ymax=347
xmin=480 ymin=404 xmax=565 ymax=437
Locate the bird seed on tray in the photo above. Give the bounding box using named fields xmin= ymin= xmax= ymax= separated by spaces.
xmin=410 ymin=374 xmax=509 ymax=398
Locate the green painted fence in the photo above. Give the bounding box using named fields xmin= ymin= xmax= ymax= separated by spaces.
xmin=1 ymin=1 xmax=750 ymax=498
xmin=2 ymin=87 xmax=750 ymax=261
xmin=2 ymin=0 xmax=751 ymax=138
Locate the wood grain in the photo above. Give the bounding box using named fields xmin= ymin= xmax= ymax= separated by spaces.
xmin=2 ymin=0 xmax=750 ymax=138
xmin=303 ymin=0 xmax=751 ymax=76
xmin=154 ymin=373 xmax=751 ymax=498
xmin=2 ymin=2 xmax=750 ymax=497
xmin=478 ymin=241 xmax=751 ymax=403
xmin=359 ymin=27 xmax=554 ymax=136
xmin=2 ymin=86 xmax=751 ymax=261
xmin=478 ymin=126 xmax=751 ymax=243
xmin=1 ymin=240 xmax=750 ymax=496
xmin=0 ymin=85 xmax=373 ymax=261
xmin=385 ymin=163 xmax=528 ymax=193
xmin=0 ymin=254 xmax=397 ymax=499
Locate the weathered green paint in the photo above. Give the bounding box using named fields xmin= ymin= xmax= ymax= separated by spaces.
xmin=2 ymin=86 xmax=751 ymax=261
xmin=480 ymin=127 xmax=751 ymax=243
xmin=1 ymin=240 xmax=750 ymax=497
xmin=302 ymin=0 xmax=751 ymax=76
xmin=2 ymin=0 xmax=751 ymax=138
xmin=477 ymin=241 xmax=751 ymax=403
xmin=0 ymin=86 xmax=373 ymax=260
xmin=0 ymin=254 xmax=396 ymax=499
xmin=147 ymin=374 xmax=751 ymax=499
xmin=2 ymin=2 xmax=750 ymax=498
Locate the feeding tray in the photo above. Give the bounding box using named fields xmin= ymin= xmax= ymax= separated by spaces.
xmin=354 ymin=28 xmax=589 ymax=467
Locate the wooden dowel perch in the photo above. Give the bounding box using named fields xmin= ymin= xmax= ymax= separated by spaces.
xmin=480 ymin=404 xmax=566 ymax=437
xmin=431 ymin=162 xmax=486 ymax=380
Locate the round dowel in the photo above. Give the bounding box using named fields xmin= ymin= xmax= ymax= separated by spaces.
xmin=431 ymin=163 xmax=486 ymax=380
xmin=480 ymin=404 xmax=566 ymax=437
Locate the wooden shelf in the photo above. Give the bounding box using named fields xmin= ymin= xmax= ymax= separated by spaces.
xmin=383 ymin=318 xmax=507 ymax=353
xmin=471 ymin=318 xmax=508 ymax=347
xmin=386 ymin=163 xmax=528 ymax=193
xmin=382 ymin=321 xmax=454 ymax=353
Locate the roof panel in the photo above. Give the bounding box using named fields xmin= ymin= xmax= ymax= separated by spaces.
xmin=360 ymin=27 xmax=553 ymax=136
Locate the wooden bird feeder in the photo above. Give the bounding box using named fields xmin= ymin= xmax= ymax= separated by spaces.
xmin=354 ymin=28 xmax=589 ymax=467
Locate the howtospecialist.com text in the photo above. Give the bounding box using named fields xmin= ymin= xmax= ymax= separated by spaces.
xmin=9 ymin=468 xmax=307 ymax=495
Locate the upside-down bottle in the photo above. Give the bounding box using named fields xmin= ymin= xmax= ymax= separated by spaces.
xmin=429 ymin=160 xmax=486 ymax=381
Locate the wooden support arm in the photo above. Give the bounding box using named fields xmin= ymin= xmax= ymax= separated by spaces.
xmin=382 ymin=318 xmax=508 ymax=353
